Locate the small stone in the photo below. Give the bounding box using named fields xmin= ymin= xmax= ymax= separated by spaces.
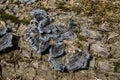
xmin=98 ymin=61 xmax=109 ymax=70
xmin=0 ymin=21 xmax=7 ymax=36
xmin=22 ymin=49 xmax=30 ymax=58
xmin=91 ymin=41 xmax=110 ymax=57
xmin=80 ymin=27 xmax=102 ymax=40
xmin=62 ymin=31 xmax=77 ymax=40
xmin=19 ymin=0 xmax=37 ymax=4
xmin=107 ymin=32 xmax=119 ymax=41
xmin=98 ymin=60 xmax=114 ymax=72
xmin=0 ymin=26 xmax=7 ymax=36
xmin=23 ymin=67 xmax=36 ymax=80
xmin=91 ymin=42 xmax=107 ymax=53
xmin=90 ymin=57 xmax=96 ymax=68
xmin=99 ymin=22 xmax=111 ymax=32
xmin=32 ymin=61 xmax=39 ymax=69
xmin=89 ymin=30 xmax=102 ymax=40
xmin=13 ymin=5 xmax=19 ymax=13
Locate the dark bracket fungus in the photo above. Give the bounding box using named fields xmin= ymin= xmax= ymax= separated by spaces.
xmin=49 ymin=58 xmax=66 ymax=71
xmin=33 ymin=38 xmax=50 ymax=53
xmin=0 ymin=33 xmax=13 ymax=51
xmin=25 ymin=24 xmax=51 ymax=53
xmin=19 ymin=0 xmax=37 ymax=4
xmin=67 ymin=50 xmax=91 ymax=71
xmin=37 ymin=18 xmax=53 ymax=34
xmin=30 ymin=9 xmax=48 ymax=18
xmin=25 ymin=24 xmax=38 ymax=41
xmin=26 ymin=9 xmax=91 ymax=72
xmin=30 ymin=9 xmax=51 ymax=23
xmin=25 ymin=27 xmax=50 ymax=53
xmin=49 ymin=42 xmax=65 ymax=58
xmin=39 ymin=25 xmax=59 ymax=34
xmin=28 ymin=36 xmax=50 ymax=53
xmin=0 ymin=22 xmax=13 ymax=52
xmin=40 ymin=34 xmax=51 ymax=41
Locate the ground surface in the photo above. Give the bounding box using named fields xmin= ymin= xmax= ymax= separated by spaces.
xmin=0 ymin=0 xmax=120 ymax=80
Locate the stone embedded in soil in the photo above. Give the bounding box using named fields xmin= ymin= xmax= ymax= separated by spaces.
xmin=80 ymin=27 xmax=102 ymax=40
xmin=91 ymin=42 xmax=108 ymax=53
xmin=61 ymin=31 xmax=77 ymax=40
xmin=107 ymin=32 xmax=119 ymax=41
xmin=90 ymin=41 xmax=110 ymax=57
xmin=98 ymin=60 xmax=114 ymax=72
xmin=67 ymin=50 xmax=91 ymax=71
xmin=49 ymin=42 xmax=65 ymax=58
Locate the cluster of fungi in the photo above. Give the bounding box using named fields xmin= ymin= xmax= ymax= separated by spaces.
xmin=25 ymin=9 xmax=91 ymax=71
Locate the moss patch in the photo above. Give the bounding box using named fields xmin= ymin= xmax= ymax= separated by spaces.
xmin=77 ymin=34 xmax=87 ymax=42
xmin=56 ymin=1 xmax=71 ymax=11
xmin=114 ymin=62 xmax=120 ymax=73
xmin=56 ymin=0 xmax=120 ymax=24
xmin=77 ymin=0 xmax=120 ymax=23
xmin=0 ymin=10 xmax=30 ymax=24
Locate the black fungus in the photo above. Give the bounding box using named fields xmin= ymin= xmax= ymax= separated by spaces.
xmin=49 ymin=58 xmax=66 ymax=71
xmin=0 ymin=23 xmax=13 ymax=52
xmin=0 ymin=33 xmax=13 ymax=51
xmin=26 ymin=9 xmax=91 ymax=72
xmin=25 ymin=24 xmax=38 ymax=41
xmin=67 ymin=50 xmax=91 ymax=71
xmin=26 ymin=31 xmax=50 ymax=53
xmin=34 ymin=38 xmax=50 ymax=53
xmin=37 ymin=18 xmax=52 ymax=33
xmin=49 ymin=42 xmax=65 ymax=58
xmin=30 ymin=9 xmax=49 ymax=22
xmin=40 ymin=34 xmax=51 ymax=41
